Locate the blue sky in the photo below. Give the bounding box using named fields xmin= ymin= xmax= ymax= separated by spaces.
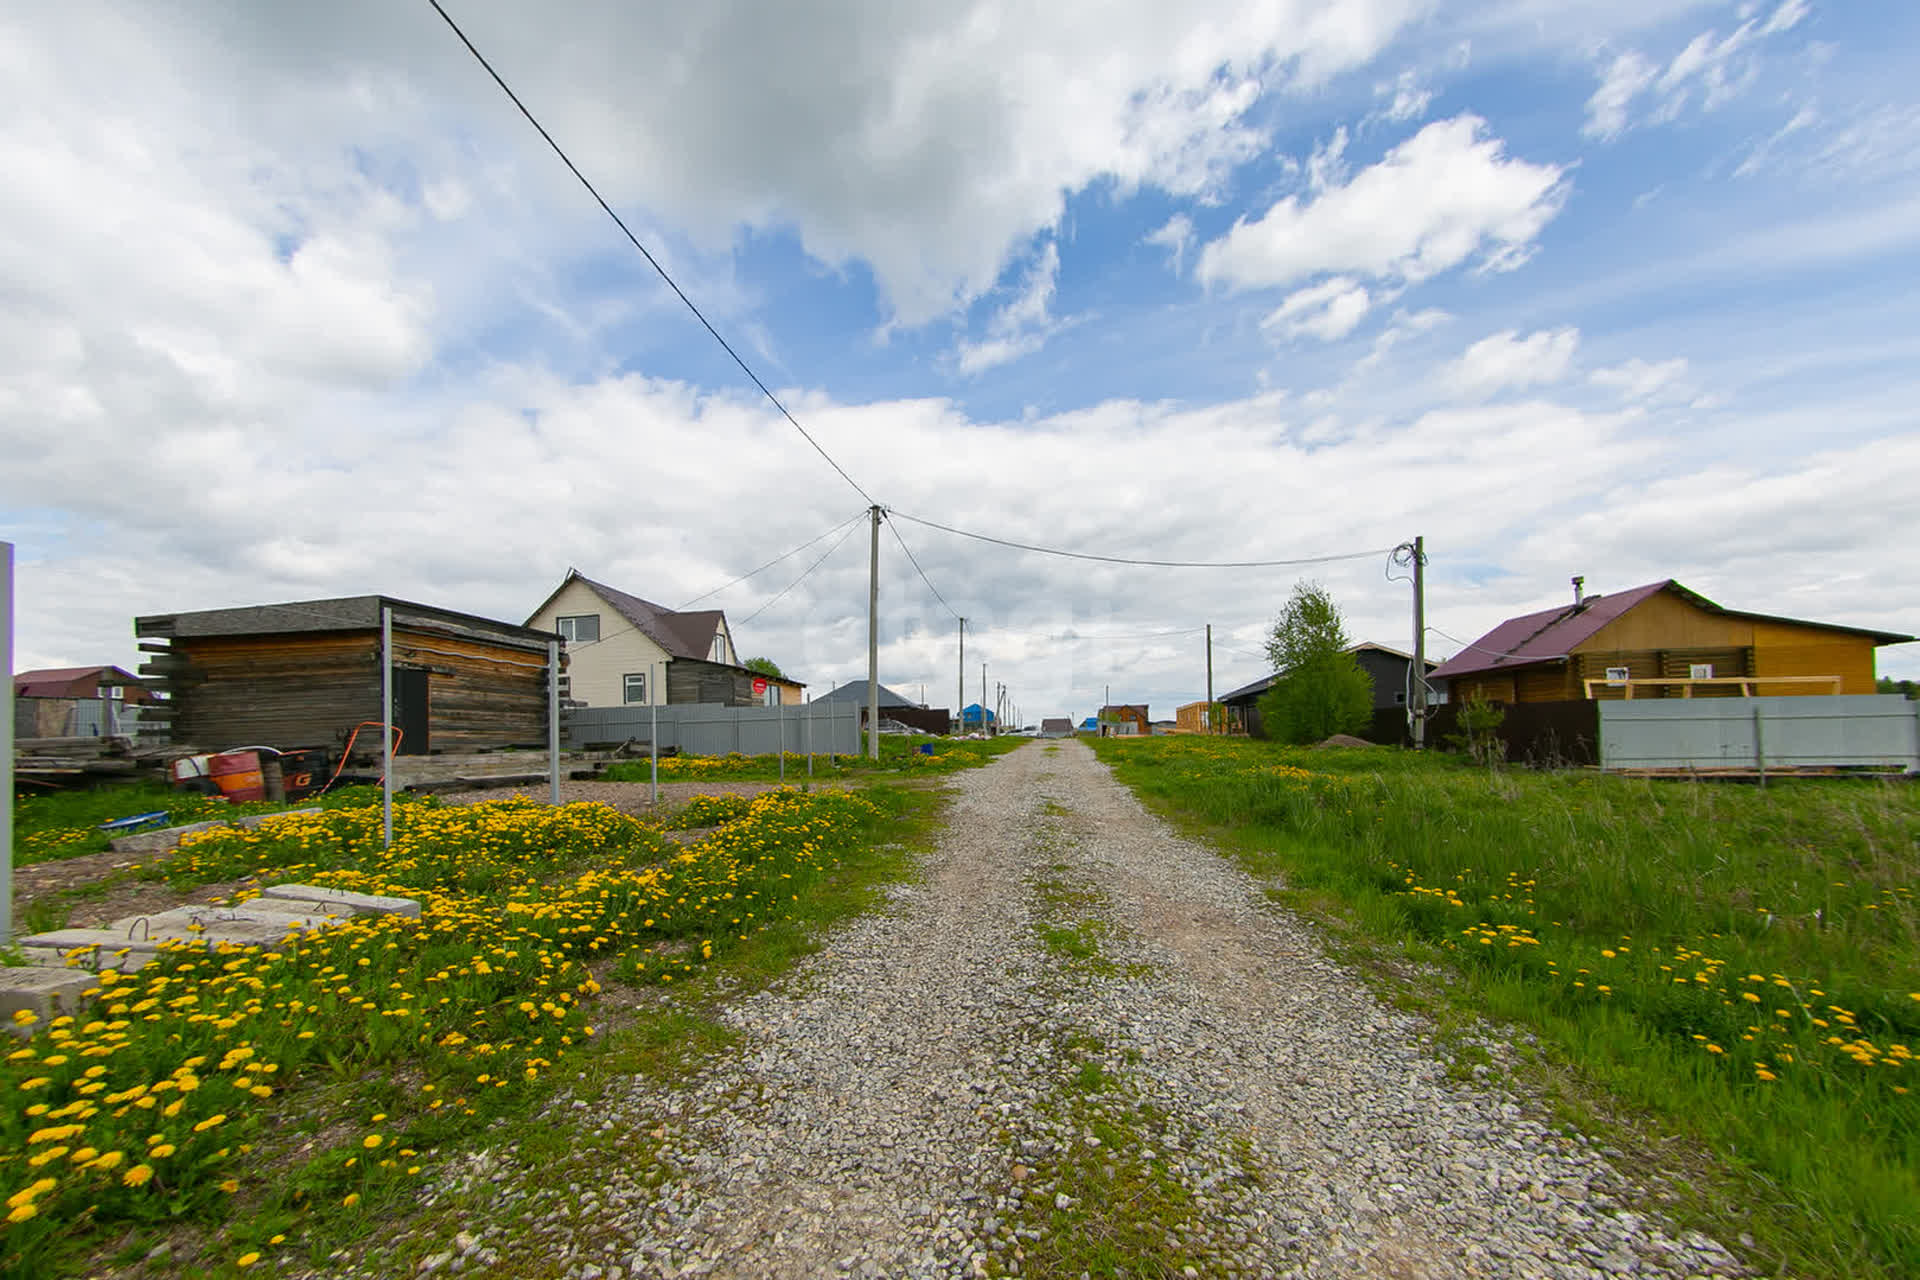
xmin=3 ymin=0 xmax=1918 ymax=720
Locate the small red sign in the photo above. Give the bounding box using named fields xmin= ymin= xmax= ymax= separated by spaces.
xmin=751 ymin=677 xmax=769 ymax=696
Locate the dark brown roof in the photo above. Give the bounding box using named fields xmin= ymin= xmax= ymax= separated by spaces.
xmin=528 ymin=572 xmax=727 ymax=662
xmin=15 ymin=666 xmax=144 ymax=698
xmin=136 ymin=596 xmax=557 ymax=649
xmin=1429 ymin=580 xmax=1915 ymax=682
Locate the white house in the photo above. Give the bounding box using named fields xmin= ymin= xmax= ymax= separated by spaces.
xmin=525 ymin=571 xmax=802 ymax=708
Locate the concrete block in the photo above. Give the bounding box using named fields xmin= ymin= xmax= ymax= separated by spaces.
xmin=107 ymin=819 xmax=228 ymax=855
xmin=0 ymin=968 xmax=100 ymax=1024
xmin=236 ymin=808 xmax=321 ymax=830
xmin=263 ymin=884 xmax=421 ymax=917
xmin=131 ymin=907 xmax=325 ymax=949
xmin=237 ymin=896 xmax=354 ymax=922
xmin=18 ymin=929 xmax=163 ymax=972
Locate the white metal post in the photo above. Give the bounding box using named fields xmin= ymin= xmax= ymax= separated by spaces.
xmin=649 ymin=700 xmax=658 ymax=807
xmin=547 ymin=638 xmax=561 ymax=806
xmin=778 ymin=697 xmax=785 ymax=783
xmin=807 ymin=697 xmax=814 ymax=778
xmin=381 ymin=606 xmax=394 ymax=849
xmin=1 ymin=541 xmax=13 ymax=945
xmin=868 ymin=505 xmax=881 ymax=759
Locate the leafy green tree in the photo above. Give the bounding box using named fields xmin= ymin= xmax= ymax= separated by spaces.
xmin=742 ymin=657 xmax=787 ymax=680
xmin=1255 ymin=582 xmax=1374 ymax=744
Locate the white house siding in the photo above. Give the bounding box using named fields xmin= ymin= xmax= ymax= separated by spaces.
xmin=527 ymin=578 xmax=670 ymax=708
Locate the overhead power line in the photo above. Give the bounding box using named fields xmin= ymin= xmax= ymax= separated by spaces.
xmin=675 ymin=511 xmax=868 ymax=610
xmin=423 ymin=0 xmax=876 ymax=508
xmin=739 ymin=518 xmax=865 ymax=626
xmin=884 ymin=514 xmax=961 ymax=622
xmin=888 ymin=510 xmax=1392 ymax=570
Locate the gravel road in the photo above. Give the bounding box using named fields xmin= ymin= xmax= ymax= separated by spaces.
xmin=386 ymin=739 xmax=1746 ymax=1280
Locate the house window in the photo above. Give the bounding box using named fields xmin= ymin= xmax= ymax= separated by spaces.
xmin=555 ymin=614 xmax=600 ymax=643
xmin=623 ymin=673 xmax=647 ymax=704
xmin=763 ymin=684 xmax=780 ymax=707
xmin=711 ymin=633 xmax=728 ymax=663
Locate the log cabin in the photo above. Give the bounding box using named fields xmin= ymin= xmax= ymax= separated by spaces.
xmin=135 ymin=596 xmax=561 ymax=757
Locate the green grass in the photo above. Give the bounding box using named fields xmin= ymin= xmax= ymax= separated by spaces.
xmin=10 ymin=782 xmax=395 ymax=866
xmin=1092 ymin=734 xmax=1920 ymax=1279
xmin=600 ymin=733 xmax=1023 ymax=784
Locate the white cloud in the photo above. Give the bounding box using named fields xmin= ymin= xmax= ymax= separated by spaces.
xmin=1442 ymin=327 xmax=1579 ymax=397
xmin=1590 ymin=356 xmax=1688 ymax=399
xmin=70 ymin=0 xmax=1430 ymax=327
xmin=1583 ymin=51 xmax=1658 ymax=140
xmin=1374 ymin=69 xmax=1434 ymax=123
xmin=1197 ymin=115 xmax=1568 ymax=293
xmin=954 ymin=241 xmax=1061 ymax=374
xmin=1260 ymin=277 xmax=1372 ymax=342
xmin=1144 ymin=214 xmax=1196 ymax=275
xmin=1583 ymin=0 xmax=1809 ymax=141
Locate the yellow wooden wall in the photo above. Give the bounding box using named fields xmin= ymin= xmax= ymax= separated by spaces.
xmin=1581 ymin=591 xmax=1878 ymax=695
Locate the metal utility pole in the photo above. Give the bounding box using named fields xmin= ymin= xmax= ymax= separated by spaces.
xmin=547 ymin=638 xmax=561 ymax=805
xmin=1 ymin=541 xmax=13 ymax=945
xmin=1206 ymin=623 xmax=1214 ymax=732
xmin=1411 ymin=534 xmax=1429 ymax=750
xmin=381 ymin=605 xmax=394 ymax=848
xmin=981 ymin=661 xmax=987 ymax=735
xmin=956 ymin=618 xmax=965 ymax=735
xmin=867 ymin=504 xmax=882 ymax=759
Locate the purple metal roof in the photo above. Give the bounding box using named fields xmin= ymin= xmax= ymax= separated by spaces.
xmin=1428 ymin=581 xmax=1676 ymax=681
xmin=1429 ymin=579 xmax=1915 ymax=681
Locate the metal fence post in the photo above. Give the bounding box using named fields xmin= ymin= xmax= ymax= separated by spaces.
xmin=547 ymin=638 xmax=560 ymax=806
xmin=1 ymin=541 xmax=13 ymax=945
xmin=1753 ymin=704 xmax=1767 ymax=789
xmin=778 ymin=699 xmax=785 ymax=783
xmin=381 ymin=606 xmax=394 ymax=849
xmin=807 ymin=699 xmax=814 ymax=778
xmin=650 ymin=701 xmax=659 ymax=808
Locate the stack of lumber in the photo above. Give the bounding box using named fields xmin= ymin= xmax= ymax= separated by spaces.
xmin=13 ymin=737 xmax=192 ymax=787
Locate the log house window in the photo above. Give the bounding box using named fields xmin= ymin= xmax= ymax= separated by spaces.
xmin=623 ymin=673 xmax=647 ymax=704
xmin=556 ymin=614 xmax=600 ymax=643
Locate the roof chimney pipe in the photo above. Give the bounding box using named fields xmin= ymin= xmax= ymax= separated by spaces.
xmin=1572 ymin=575 xmax=1586 ymax=606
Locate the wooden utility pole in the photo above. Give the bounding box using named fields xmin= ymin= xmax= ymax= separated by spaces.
xmin=867 ymin=505 xmax=881 ymax=759
xmin=1411 ymin=534 xmax=1428 ymax=750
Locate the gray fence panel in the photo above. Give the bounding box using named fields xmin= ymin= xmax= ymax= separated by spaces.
xmin=1598 ymin=695 xmax=1920 ymax=770
xmin=563 ymin=702 xmax=860 ymax=755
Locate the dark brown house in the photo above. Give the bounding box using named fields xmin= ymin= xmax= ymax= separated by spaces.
xmin=1097 ymin=704 xmax=1151 ymax=736
xmin=136 ymin=596 xmax=561 ymax=757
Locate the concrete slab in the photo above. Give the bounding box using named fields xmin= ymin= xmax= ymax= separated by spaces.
xmin=130 ymin=906 xmax=326 ymax=947
xmin=262 ymin=884 xmax=421 ymax=917
xmin=17 ymin=929 xmax=163 ymax=972
xmin=107 ymin=819 xmax=227 ymax=855
xmin=0 ymin=968 xmax=100 ymax=1024
xmin=236 ymin=896 xmax=354 ymax=921
xmin=236 ymin=808 xmax=321 ymax=829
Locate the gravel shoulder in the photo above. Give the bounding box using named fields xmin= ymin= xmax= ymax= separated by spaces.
xmin=351 ymin=739 xmax=1744 ymax=1280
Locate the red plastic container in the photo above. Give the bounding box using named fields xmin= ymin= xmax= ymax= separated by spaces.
xmin=208 ymin=751 xmax=266 ymax=802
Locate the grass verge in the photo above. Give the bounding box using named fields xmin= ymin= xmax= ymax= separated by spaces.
xmin=600 ymin=733 xmax=1023 ymax=784
xmin=0 ymin=781 xmax=944 ymax=1278
xmin=1091 ymin=734 xmax=1920 ymax=1279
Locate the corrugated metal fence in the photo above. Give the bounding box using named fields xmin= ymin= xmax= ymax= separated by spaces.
xmin=1598 ymin=695 xmax=1920 ymax=771
xmin=563 ymin=701 xmax=861 ymax=756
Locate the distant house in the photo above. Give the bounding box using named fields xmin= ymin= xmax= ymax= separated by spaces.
xmin=1174 ymin=700 xmax=1221 ymax=733
xmin=1217 ymin=642 xmax=1443 ymax=738
xmin=814 ymin=680 xmax=951 ymax=735
xmin=1077 ymin=716 xmax=1099 ymax=733
xmin=136 ymin=596 xmax=559 ymax=756
xmin=1097 ymin=704 xmax=1150 ymax=736
xmin=959 ymin=703 xmax=998 ymax=731
xmin=1040 ymin=717 xmax=1074 ymax=738
xmin=525 ymin=571 xmax=802 ymax=709
xmin=1429 ymin=579 xmax=1914 ymax=704
xmin=13 ymin=665 xmax=154 ymax=738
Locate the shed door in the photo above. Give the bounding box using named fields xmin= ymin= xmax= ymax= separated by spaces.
xmin=393 ymin=668 xmax=430 ymax=756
